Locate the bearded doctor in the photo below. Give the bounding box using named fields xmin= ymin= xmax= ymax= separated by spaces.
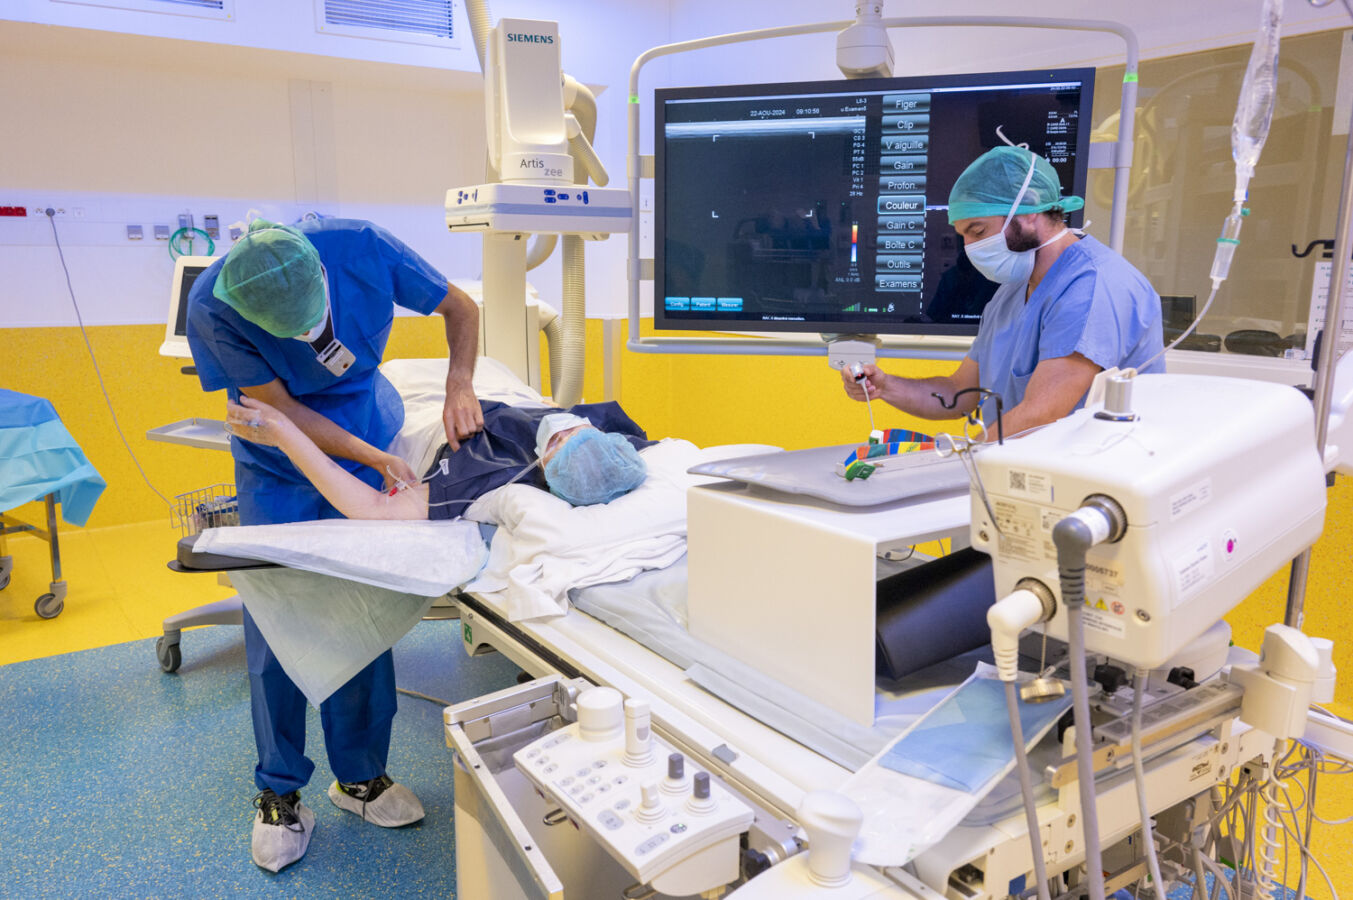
xmin=842 ymin=146 xmax=1164 ymax=440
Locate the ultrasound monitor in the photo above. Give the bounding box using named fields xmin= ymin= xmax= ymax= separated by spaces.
xmin=654 ymin=68 xmax=1095 ymax=336
xmin=159 ymin=255 xmax=215 ymax=359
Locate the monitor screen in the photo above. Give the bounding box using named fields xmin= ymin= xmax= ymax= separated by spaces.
xmin=174 ymin=265 xmax=206 ymax=336
xmin=654 ymin=68 xmax=1095 ymax=336
xmin=160 ymin=255 xmax=214 ymax=359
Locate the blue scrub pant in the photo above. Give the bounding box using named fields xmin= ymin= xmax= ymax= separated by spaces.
xmin=238 ymin=466 xmax=396 ymax=796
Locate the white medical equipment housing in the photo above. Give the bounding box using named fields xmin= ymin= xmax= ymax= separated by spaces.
xmin=971 ymin=374 xmax=1328 ymax=671
xmin=159 ymin=255 xmax=214 ymax=360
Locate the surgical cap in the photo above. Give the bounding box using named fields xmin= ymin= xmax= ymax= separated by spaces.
xmin=947 ymin=146 xmax=1085 ymax=225
xmin=535 ymin=412 xmax=591 ymax=459
xmin=544 ymin=430 xmax=647 ymax=506
xmin=212 ymin=219 xmax=326 ymax=338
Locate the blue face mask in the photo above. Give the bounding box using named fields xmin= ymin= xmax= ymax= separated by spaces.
xmin=543 ymin=430 xmax=647 ymax=506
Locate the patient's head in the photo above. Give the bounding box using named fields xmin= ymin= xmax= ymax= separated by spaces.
xmin=534 ymin=413 xmax=647 ymax=506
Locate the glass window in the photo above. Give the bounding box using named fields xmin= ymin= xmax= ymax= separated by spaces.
xmin=1086 ymin=29 xmax=1347 ymax=365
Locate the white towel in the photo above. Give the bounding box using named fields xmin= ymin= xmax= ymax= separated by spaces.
xmin=464 ymin=440 xmax=779 ymax=621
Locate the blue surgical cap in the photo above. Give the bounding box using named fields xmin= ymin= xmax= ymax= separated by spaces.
xmin=212 ymin=218 xmax=326 ymax=338
xmin=543 ymin=430 xmax=647 ymax=506
xmin=947 ymin=146 xmax=1084 ymax=224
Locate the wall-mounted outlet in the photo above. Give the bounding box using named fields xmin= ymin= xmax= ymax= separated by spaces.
xmin=154 ymin=224 xmax=171 ymax=240
xmin=203 ymin=214 xmax=220 ymax=239
xmin=31 ymin=206 xmax=67 ymax=217
xmin=127 ymin=224 xmax=144 ymax=240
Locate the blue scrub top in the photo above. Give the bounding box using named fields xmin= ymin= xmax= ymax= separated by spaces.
xmin=966 ymin=235 xmax=1164 ymax=420
xmin=186 ymin=219 xmax=448 ymax=515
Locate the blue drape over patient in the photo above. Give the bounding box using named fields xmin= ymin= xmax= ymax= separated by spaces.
xmin=424 ymin=401 xmax=652 ymax=520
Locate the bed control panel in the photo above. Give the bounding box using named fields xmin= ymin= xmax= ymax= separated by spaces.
xmin=513 ymin=686 xmax=754 ymax=895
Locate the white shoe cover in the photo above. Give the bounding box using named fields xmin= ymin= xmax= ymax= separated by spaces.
xmin=251 ymin=799 xmax=315 ymax=873
xmin=328 ymin=779 xmax=425 ymax=827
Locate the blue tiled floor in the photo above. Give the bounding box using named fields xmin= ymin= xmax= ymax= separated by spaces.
xmin=0 ymin=619 xmax=521 ymax=896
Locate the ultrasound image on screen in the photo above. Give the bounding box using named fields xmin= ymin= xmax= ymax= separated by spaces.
xmin=655 ymin=69 xmax=1094 ymax=336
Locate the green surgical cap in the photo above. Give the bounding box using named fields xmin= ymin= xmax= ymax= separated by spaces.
xmin=947 ymin=145 xmax=1085 ymax=225
xmin=212 ymin=218 xmax=325 ymax=338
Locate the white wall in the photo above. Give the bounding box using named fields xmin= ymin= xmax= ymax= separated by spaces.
xmin=0 ymin=1 xmax=671 ymax=328
xmin=4 ymin=0 xmax=1351 ymax=326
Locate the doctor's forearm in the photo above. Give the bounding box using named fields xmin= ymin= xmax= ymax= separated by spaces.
xmin=881 ymin=375 xmax=976 ymax=420
xmin=440 ymin=285 xmax=479 ymax=384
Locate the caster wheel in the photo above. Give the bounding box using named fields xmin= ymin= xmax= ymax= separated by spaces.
xmin=0 ymin=572 xmax=10 ymax=591
xmin=156 ymin=637 xmax=182 ymax=673
xmin=34 ymin=592 xmax=63 ymax=619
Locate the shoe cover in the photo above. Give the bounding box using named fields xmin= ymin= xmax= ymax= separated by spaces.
xmin=328 ymin=779 xmax=425 ymax=827
xmin=251 ymin=800 xmax=315 ymax=873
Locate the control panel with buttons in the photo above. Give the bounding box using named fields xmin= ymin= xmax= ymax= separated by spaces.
xmin=513 ymin=687 xmax=754 ymax=891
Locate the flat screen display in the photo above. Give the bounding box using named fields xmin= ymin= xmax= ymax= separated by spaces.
xmin=174 ymin=265 xmax=206 ymax=336
xmin=654 ymin=68 xmax=1095 ymax=335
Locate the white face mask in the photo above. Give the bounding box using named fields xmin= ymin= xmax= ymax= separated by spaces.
xmin=963 ymin=155 xmax=1067 ymax=286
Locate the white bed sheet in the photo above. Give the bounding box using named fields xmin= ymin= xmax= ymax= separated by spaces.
xmin=381 ymin=357 xmax=779 ymax=621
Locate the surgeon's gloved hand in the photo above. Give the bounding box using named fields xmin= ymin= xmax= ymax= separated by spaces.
xmin=226 ymin=396 xmax=297 ymax=448
xmin=544 ymin=430 xmax=647 ymax=506
xmin=442 ymin=377 xmax=484 ymax=452
xmin=842 ymin=363 xmax=884 ymax=402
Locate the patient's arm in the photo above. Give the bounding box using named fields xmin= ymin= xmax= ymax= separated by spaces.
xmin=226 ymin=396 xmax=430 ymax=520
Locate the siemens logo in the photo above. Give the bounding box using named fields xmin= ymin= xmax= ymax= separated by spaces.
xmin=507 ymin=32 xmax=554 ymax=43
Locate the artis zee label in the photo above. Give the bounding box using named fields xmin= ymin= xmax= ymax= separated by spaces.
xmin=1173 ymin=540 xmax=1214 ymax=604
xmin=1006 ymin=468 xmax=1053 ymax=503
xmin=1170 ymin=479 xmax=1212 ymax=521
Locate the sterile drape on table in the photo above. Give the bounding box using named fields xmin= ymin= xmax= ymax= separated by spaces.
xmin=194 ymin=518 xmax=487 ymax=705
xmin=0 ymin=390 xmax=106 ymax=526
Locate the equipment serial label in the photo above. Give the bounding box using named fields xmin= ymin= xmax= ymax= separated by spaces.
xmin=1173 ymin=540 xmax=1214 ymax=604
xmin=1170 ymin=479 xmax=1212 ymax=521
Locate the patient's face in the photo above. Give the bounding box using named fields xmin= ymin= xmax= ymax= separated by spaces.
xmin=542 ymin=424 xmax=594 ymax=464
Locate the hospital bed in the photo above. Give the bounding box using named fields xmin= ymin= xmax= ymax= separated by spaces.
xmin=175 ymin=356 xmax=1327 ymax=900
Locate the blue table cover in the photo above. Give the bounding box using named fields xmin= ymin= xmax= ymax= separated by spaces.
xmin=0 ymin=389 xmax=106 ymax=527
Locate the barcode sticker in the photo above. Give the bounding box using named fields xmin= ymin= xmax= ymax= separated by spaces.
xmin=1006 ymin=468 xmax=1052 ymax=503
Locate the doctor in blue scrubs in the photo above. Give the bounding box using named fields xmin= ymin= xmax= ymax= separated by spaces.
xmin=187 ymin=217 xmax=483 ymax=872
xmin=843 ymin=146 xmax=1164 ymax=439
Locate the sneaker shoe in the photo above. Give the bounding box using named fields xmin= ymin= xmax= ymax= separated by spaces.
xmin=251 ymin=789 xmax=315 ymax=873
xmin=328 ymin=774 xmax=425 ymax=827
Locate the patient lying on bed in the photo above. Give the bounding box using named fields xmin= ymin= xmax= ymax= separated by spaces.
xmin=225 ymin=395 xmax=652 ymax=520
